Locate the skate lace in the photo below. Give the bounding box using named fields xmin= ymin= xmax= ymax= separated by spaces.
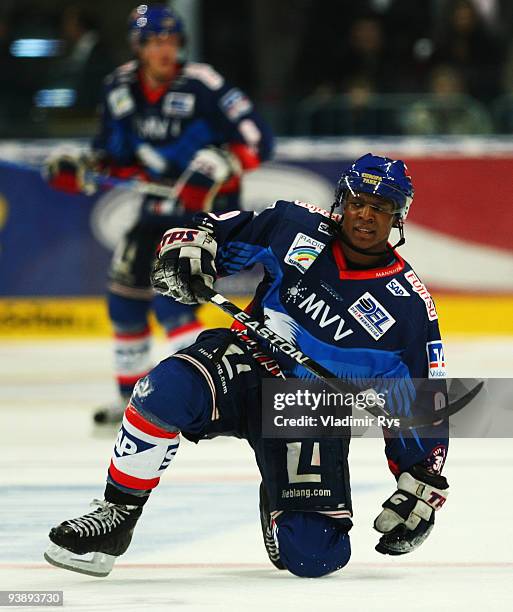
xmin=65 ymin=499 xmax=134 ymax=537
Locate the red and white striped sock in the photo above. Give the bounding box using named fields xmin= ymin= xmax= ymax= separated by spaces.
xmin=109 ymin=404 xmax=180 ymax=492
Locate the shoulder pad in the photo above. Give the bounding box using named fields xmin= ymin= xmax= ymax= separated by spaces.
xmin=183 ymin=62 xmax=224 ymax=90
xmin=292 ymin=200 xmax=341 ymax=222
xmin=105 ymin=61 xmax=139 ymax=87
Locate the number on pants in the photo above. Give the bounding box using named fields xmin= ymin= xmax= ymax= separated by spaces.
xmin=286 ymin=441 xmax=322 ymax=483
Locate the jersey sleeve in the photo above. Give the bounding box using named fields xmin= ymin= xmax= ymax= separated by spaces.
xmin=92 ymin=77 xmax=138 ymax=166
xmin=185 ymin=63 xmax=274 ymax=165
xmin=383 ymin=310 xmax=449 ymax=478
xmin=194 ymin=201 xmax=286 ymax=276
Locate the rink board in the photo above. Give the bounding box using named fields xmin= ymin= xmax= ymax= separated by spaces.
xmin=0 ymin=293 xmax=513 ymax=338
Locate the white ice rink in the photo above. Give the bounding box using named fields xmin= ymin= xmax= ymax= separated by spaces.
xmin=1 ymin=337 xmax=513 ymax=612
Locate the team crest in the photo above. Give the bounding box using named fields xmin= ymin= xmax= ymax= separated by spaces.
xmin=284 ymin=233 xmax=325 ymax=274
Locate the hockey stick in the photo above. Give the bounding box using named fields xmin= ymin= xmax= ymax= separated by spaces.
xmin=1 ymin=157 xmax=224 ymax=211
xmin=0 ymin=158 xmax=179 ymax=201
xmin=190 ymin=279 xmax=484 ymax=430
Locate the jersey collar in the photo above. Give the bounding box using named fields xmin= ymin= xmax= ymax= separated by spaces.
xmin=138 ymin=68 xmax=176 ymax=104
xmin=331 ymin=239 xmax=405 ymax=280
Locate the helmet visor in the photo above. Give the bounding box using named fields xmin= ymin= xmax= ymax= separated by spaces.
xmin=343 ymin=175 xmax=412 ymax=217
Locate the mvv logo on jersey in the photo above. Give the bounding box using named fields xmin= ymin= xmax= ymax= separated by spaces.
xmin=284 ymin=233 xmax=325 ymax=274
xmin=426 ymin=340 xmax=446 ymax=378
xmin=348 ymin=292 xmax=396 ymax=340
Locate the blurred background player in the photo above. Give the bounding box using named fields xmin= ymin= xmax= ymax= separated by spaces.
xmin=46 ymin=4 xmax=274 ymax=424
xmin=44 ymin=154 xmax=449 ymax=579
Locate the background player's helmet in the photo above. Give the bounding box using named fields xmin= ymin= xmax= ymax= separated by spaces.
xmin=128 ymin=4 xmax=185 ymax=47
xmin=334 ymin=153 xmax=414 ymax=221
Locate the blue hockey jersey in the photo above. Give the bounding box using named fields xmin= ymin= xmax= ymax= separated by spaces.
xmin=199 ymin=199 xmax=449 ymax=473
xmin=93 ymin=60 xmax=274 ymax=176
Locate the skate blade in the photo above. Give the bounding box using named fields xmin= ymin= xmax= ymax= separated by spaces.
xmin=44 ymin=543 xmax=115 ymax=577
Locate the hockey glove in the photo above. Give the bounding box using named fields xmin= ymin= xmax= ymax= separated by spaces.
xmin=45 ymin=148 xmax=96 ymax=195
xmin=175 ymin=147 xmax=242 ymax=211
xmin=374 ymin=464 xmax=449 ymax=556
xmin=151 ymin=225 xmax=217 ymax=305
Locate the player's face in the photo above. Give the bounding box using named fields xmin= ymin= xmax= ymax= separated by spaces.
xmin=341 ymin=191 xmax=396 ymax=254
xmin=140 ymin=33 xmax=180 ymax=82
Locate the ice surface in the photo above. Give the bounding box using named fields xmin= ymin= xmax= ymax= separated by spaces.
xmin=1 ymin=338 xmax=512 ymax=611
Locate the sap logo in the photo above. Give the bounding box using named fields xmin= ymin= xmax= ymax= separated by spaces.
xmin=136 ymin=116 xmax=170 ymax=139
xmin=317 ymin=221 xmax=332 ymax=236
xmin=162 ymin=92 xmax=195 ymax=117
xmin=160 ymin=229 xmax=199 ymax=248
xmin=297 ymin=293 xmax=354 ymax=341
xmin=284 ymin=233 xmax=326 ymax=274
xmin=348 ymin=292 xmax=396 ymax=340
xmin=404 ymin=270 xmax=438 ymax=321
xmin=159 ymin=443 xmax=179 ymax=470
xmin=426 ymin=340 xmax=446 ymax=378
xmin=386 ymin=278 xmax=410 ymax=297
xmin=114 ymin=430 xmax=138 ymax=456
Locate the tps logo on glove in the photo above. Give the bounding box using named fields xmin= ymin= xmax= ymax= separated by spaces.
xmin=161 ymin=230 xmax=200 ymax=248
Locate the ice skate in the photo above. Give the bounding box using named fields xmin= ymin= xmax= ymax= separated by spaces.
xmin=259 ymin=482 xmax=285 ymax=570
xmin=44 ymin=499 xmax=142 ymax=577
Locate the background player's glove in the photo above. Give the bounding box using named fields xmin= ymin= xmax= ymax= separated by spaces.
xmin=45 ymin=148 xmax=96 ymax=195
xmin=151 ymin=225 xmax=217 ymax=304
xmin=374 ymin=464 xmax=449 ymax=555
xmin=175 ymin=147 xmax=242 ymax=211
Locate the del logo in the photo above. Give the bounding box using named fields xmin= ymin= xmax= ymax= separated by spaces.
xmin=161 ymin=229 xmax=198 ymax=247
xmin=386 ymin=278 xmax=410 ymax=297
xmin=426 ymin=340 xmax=446 ymax=378
xmin=348 ymin=292 xmax=396 ymax=340
xmin=404 ymin=270 xmax=438 ymax=320
xmin=284 ymin=233 xmax=325 ymax=274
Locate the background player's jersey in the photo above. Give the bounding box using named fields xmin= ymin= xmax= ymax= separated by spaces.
xmin=93 ymin=60 xmax=273 ymax=177
xmin=198 ymin=200 xmax=449 ymax=473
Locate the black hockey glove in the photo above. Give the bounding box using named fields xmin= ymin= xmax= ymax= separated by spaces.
xmin=151 ymin=224 xmax=217 ymax=305
xmin=374 ymin=464 xmax=449 ymax=556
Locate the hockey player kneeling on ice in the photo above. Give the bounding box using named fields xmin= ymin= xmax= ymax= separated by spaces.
xmin=45 ymin=154 xmax=449 ymax=578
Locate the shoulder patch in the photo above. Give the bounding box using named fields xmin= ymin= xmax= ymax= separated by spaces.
xmin=426 ymin=340 xmax=446 ymax=378
xmin=184 ymin=62 xmax=224 ymax=90
xmin=220 ymin=88 xmax=253 ymax=121
xmin=107 ymin=85 xmax=135 ymax=118
xmin=284 ymin=232 xmax=326 ymax=274
xmin=404 ymin=270 xmax=438 ymax=321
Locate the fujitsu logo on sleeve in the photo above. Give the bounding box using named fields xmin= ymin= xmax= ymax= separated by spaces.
xmin=404 ymin=270 xmax=438 ymax=321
